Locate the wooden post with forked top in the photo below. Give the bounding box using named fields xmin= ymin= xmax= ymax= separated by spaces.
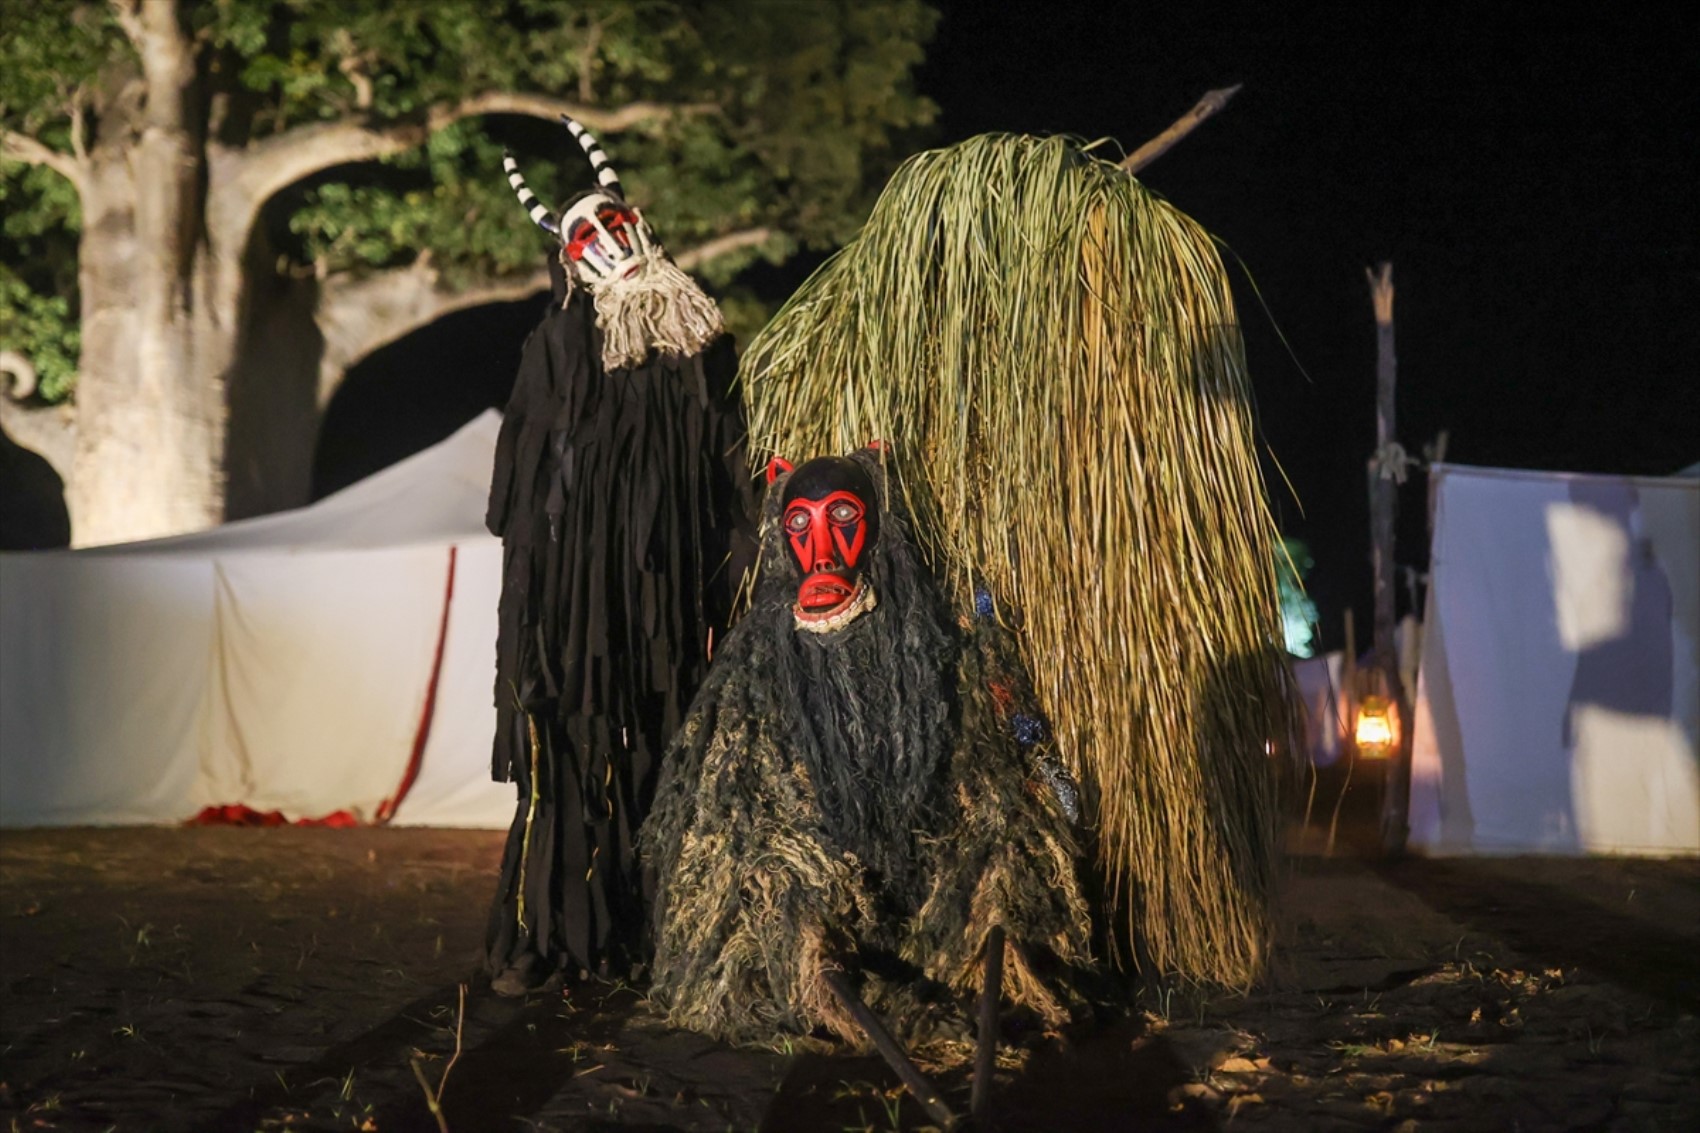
xmin=1366 ymin=263 xmax=1413 ymax=855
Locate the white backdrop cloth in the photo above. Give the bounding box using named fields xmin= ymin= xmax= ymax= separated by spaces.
xmin=0 ymin=413 xmax=516 ymax=828
xmin=1409 ymin=463 xmax=1700 ymax=856
xmin=1291 ymin=651 xmax=1346 ymax=768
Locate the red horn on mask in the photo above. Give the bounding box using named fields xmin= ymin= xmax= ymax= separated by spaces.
xmin=765 ymin=456 xmax=794 ymax=485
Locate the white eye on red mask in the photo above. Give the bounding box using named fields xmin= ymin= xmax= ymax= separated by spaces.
xmin=774 ymin=456 xmax=881 ymax=631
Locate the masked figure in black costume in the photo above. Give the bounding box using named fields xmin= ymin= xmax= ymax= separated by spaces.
xmin=485 ymin=118 xmax=752 ymax=995
xmin=644 ymin=448 xmax=1091 ymax=1047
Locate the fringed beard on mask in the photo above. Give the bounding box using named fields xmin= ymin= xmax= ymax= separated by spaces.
xmin=580 ymin=253 xmax=726 ymax=371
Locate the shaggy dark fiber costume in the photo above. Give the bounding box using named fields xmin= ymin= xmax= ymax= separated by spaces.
xmin=484 ymin=259 xmax=752 ymax=985
xmin=644 ymin=450 xmax=1092 ymax=1048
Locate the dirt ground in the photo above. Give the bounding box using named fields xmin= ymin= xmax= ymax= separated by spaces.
xmin=1 ymin=826 xmax=1696 ymax=1132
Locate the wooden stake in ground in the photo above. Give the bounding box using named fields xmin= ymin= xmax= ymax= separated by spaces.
xmin=821 ymin=970 xmax=959 ymax=1129
xmin=1366 ymin=263 xmax=1413 ymax=855
xmin=971 ymin=925 xmax=1006 ymax=1121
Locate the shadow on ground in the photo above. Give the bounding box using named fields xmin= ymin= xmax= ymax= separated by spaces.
xmin=1377 ymin=856 xmax=1700 ymax=1013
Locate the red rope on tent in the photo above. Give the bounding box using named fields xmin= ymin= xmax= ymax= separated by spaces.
xmin=375 ymin=545 xmax=459 ymax=823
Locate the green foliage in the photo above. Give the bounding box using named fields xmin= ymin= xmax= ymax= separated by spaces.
xmin=0 ymin=0 xmax=113 ymax=401
xmin=276 ymin=0 xmax=937 ymax=278
xmin=0 ymin=0 xmax=126 ymax=137
xmin=0 ymin=0 xmax=938 ymax=399
xmin=288 ymin=123 xmax=551 ymax=287
xmin=0 ymin=269 xmax=80 ymax=401
xmin=1277 ymin=537 xmax=1320 ymax=658
xmin=0 ymin=162 xmax=82 ymax=402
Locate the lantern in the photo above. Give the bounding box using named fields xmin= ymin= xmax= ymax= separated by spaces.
xmin=1354 ymin=694 xmax=1396 ymax=759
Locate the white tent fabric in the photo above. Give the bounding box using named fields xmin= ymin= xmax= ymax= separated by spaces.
xmin=1409 ymin=463 xmax=1700 ymax=856
xmin=384 ymin=545 xmax=515 ymax=827
xmin=1291 ymin=650 xmax=1347 ymax=768
xmin=0 ymin=412 xmax=516 ymax=829
xmin=0 ymin=554 xmax=211 ymax=825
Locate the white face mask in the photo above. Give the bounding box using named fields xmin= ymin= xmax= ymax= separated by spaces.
xmin=558 ymin=192 xmax=658 ymax=287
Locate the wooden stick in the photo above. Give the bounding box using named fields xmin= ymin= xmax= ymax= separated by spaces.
xmin=1366 ymin=262 xmax=1412 ymax=857
xmin=1119 ymin=84 xmax=1243 ymax=174
xmin=971 ymin=925 xmax=1005 ymax=1121
xmin=821 ymin=970 xmax=959 ymax=1129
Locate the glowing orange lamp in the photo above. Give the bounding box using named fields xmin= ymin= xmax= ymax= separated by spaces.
xmin=1354 ymin=695 xmax=1397 ymax=759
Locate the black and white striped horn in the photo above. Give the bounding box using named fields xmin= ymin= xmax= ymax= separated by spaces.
xmin=560 ymin=115 xmax=624 ymax=198
xmin=502 ymin=149 xmax=559 ymax=238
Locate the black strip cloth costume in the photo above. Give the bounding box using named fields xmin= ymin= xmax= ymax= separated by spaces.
xmin=485 ymin=119 xmax=753 ymax=995
xmin=644 ymin=448 xmax=1093 ymax=1047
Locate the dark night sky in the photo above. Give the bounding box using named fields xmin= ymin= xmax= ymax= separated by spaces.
xmin=332 ymin=2 xmax=1699 ymax=650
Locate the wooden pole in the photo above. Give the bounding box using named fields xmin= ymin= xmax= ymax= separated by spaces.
xmin=1120 ymin=85 xmax=1242 ymax=174
xmin=821 ymin=970 xmax=959 ymax=1129
xmin=971 ymin=925 xmax=1005 ymax=1121
xmin=1366 ymin=263 xmax=1411 ymax=856
xmin=1342 ymin=608 xmax=1357 ymax=694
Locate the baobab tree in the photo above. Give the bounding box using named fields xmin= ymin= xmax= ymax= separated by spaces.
xmin=0 ymin=0 xmax=935 ymax=544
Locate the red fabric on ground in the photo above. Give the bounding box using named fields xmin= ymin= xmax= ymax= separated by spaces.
xmin=188 ymin=804 xmax=361 ymax=828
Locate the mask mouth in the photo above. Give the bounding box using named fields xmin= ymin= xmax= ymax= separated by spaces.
xmin=792 ymin=575 xmax=878 ymax=634
xmin=796 ymin=572 xmax=857 ymax=619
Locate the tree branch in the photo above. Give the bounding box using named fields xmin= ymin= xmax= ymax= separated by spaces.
xmin=337 ymin=54 xmax=375 ymax=111
xmin=309 ymin=222 xmax=773 ymax=412
xmin=0 ymin=352 xmax=77 ymax=484
xmin=673 ymin=227 xmax=775 ymax=272
xmin=315 ymin=260 xmax=550 ymax=406
xmin=1119 ymin=84 xmax=1242 ymax=174
xmin=108 ymin=0 xmax=144 ymax=51
xmin=69 ymin=88 xmax=89 ymax=162
xmin=313 ymin=224 xmax=771 ymax=406
xmin=0 ymin=130 xmax=86 ymax=191
xmin=226 ymin=95 xmax=715 ymax=238
xmin=134 ymin=0 xmax=193 ymax=132
xmin=579 ymin=17 xmax=606 ymax=104
xmin=1 ymin=349 xmax=40 ymax=401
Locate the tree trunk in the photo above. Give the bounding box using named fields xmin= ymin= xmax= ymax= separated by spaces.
xmin=314 ymin=261 xmax=551 ymax=409
xmin=68 ymin=0 xmax=230 ymax=546
xmin=70 ymin=191 xmax=230 ymax=544
xmin=0 ymin=354 xmax=77 ymax=480
xmin=13 ymin=3 xmax=715 ymax=544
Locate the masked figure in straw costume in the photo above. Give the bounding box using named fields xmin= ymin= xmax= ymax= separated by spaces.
xmin=484 ymin=118 xmax=754 ymax=995
xmin=644 ymin=447 xmax=1093 ymax=1047
xmin=739 ymin=134 xmax=1297 ymax=990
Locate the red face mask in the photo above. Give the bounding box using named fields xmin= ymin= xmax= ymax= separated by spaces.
xmin=778 ymin=457 xmax=880 ymax=624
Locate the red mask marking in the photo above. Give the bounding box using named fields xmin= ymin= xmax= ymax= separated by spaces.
xmin=784 ymin=489 xmax=868 ymax=614
xmin=564 ymin=219 xmax=600 ymax=264
xmin=784 ymin=490 xmax=867 ymax=575
xmin=564 ymin=203 xmax=641 ymax=265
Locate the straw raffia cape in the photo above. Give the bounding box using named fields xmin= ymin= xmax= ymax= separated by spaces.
xmin=739 ymin=133 xmax=1297 ymax=988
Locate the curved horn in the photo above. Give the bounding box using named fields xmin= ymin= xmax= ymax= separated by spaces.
xmin=502 ymin=150 xmax=560 ymax=238
xmin=560 ymin=115 xmax=624 ymax=197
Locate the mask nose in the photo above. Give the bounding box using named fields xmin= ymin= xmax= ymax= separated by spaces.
xmin=809 ymin=513 xmax=838 ymax=571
